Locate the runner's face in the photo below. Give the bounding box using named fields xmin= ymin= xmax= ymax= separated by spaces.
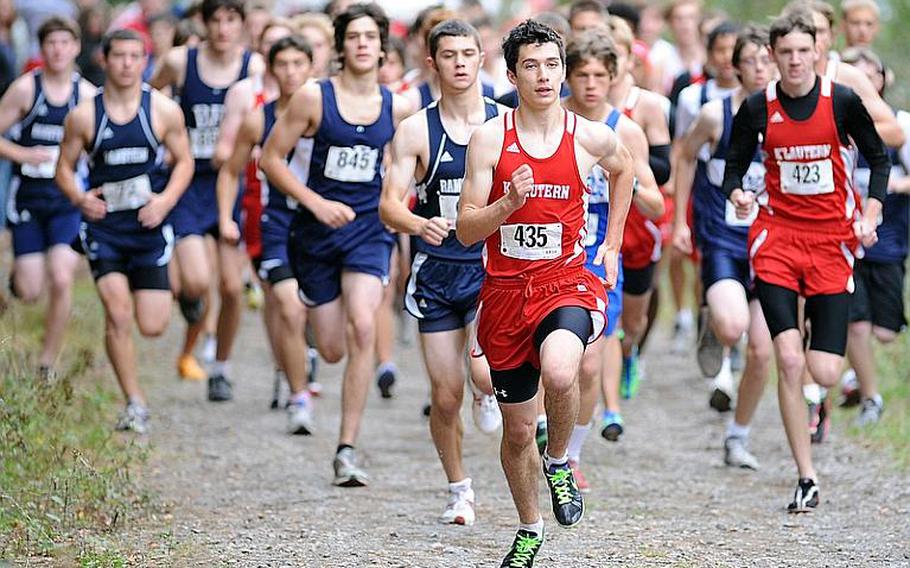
xmin=431 ymin=35 xmax=483 ymax=92
xmin=103 ymin=39 xmax=147 ymax=88
xmin=811 ymin=12 xmax=832 ymax=54
xmin=300 ymin=26 xmax=331 ymax=78
xmin=378 ymin=50 xmax=404 ymax=85
xmin=259 ymin=26 xmax=291 ymax=59
xmin=735 ymin=42 xmax=773 ymax=94
xmin=567 ymin=57 xmax=612 ymax=111
xmin=843 ymin=8 xmax=878 ymax=47
xmin=342 ymin=16 xmax=382 ymax=73
xmin=854 ymin=58 xmax=884 ymax=94
xmin=771 ymin=31 xmax=818 ymax=88
xmin=570 ymin=10 xmax=607 ymax=34
xmin=669 ymin=3 xmax=700 ymax=47
xmin=509 ymin=42 xmax=565 ymax=108
xmin=206 ymin=8 xmax=244 ymax=53
xmin=271 ymin=48 xmax=311 ymax=97
xmin=708 ymin=33 xmax=737 ymax=84
xmin=40 ymin=31 xmax=80 ymax=73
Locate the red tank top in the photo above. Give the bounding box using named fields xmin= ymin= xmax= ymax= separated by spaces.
xmin=761 ymin=77 xmax=858 ymax=235
xmin=485 ymin=110 xmax=590 ymax=278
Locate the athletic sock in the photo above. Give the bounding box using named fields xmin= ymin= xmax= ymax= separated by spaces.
xmin=210 ymin=360 xmax=230 ymax=377
xmin=803 ymin=383 xmax=822 ymax=405
xmin=377 ymin=361 xmax=397 ymax=376
xmin=543 ymin=451 xmax=568 ymax=470
xmin=289 ymin=390 xmax=310 ymax=405
xmin=448 ymin=477 xmax=472 ymax=494
xmin=566 ymin=423 xmax=591 ymax=463
xmin=519 ymin=518 xmax=544 ymax=537
xmin=337 ymin=444 xmax=353 ymax=454
xmin=676 ymin=308 xmax=694 ymax=330
xmin=726 ymin=420 xmax=751 ymax=440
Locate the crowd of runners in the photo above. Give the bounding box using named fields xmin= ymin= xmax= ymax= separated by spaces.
xmin=1 ymin=0 xmax=907 ymax=565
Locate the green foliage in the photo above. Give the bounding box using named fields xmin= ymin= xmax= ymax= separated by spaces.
xmin=0 ymin=283 xmax=149 ymax=558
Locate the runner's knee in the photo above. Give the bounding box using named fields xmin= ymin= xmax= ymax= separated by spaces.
xmin=872 ymin=326 xmax=898 ymax=344
xmin=501 ymin=413 xmax=536 ymax=448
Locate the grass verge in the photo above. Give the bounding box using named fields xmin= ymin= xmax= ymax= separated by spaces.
xmin=0 ymin=280 xmax=150 ymax=562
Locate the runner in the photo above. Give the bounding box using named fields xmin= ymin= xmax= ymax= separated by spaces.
xmin=722 ymin=11 xmax=889 ymax=511
xmin=259 ymin=2 xmax=412 ymax=487
xmin=605 ymin=16 xmax=672 ymax=400
xmin=54 ymin=28 xmax=193 ymax=433
xmin=0 ymin=17 xmax=95 ymax=379
xmin=839 ymin=47 xmax=909 ymax=426
xmin=672 ymin=25 xmax=774 ymax=467
xmin=456 ymin=20 xmax=634 ymax=566
xmin=216 ymin=35 xmax=314 ymax=433
xmin=150 ymin=0 xmax=265 ymax=399
xmin=562 ymin=30 xmax=663 ymax=484
xmin=379 ymin=18 xmax=502 ymax=525
xmin=840 ymin=0 xmax=880 ymax=48
xmin=213 ymin=18 xmax=297 ymax=406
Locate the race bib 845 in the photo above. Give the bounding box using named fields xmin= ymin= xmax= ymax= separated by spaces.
xmin=324 ymin=145 xmax=378 ymax=183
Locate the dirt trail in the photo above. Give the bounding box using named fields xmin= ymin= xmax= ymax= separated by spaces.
xmin=119 ymin=311 xmax=910 ymax=567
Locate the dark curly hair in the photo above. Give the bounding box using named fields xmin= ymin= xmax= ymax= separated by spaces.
xmin=333 ymin=3 xmax=389 ymax=69
xmin=502 ymin=19 xmax=565 ymax=74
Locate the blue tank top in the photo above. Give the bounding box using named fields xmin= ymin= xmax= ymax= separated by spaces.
xmin=855 ymin=147 xmax=909 ymax=263
xmin=260 ymin=100 xmax=314 ymax=215
xmin=180 ymin=47 xmax=252 ymax=175
xmin=418 ymin=80 xmax=495 ymax=108
xmin=693 ymin=96 xmax=765 ymax=258
xmin=13 ymin=71 xmax=81 ymax=205
xmin=584 ymin=109 xmax=621 ymax=278
xmin=306 ymin=79 xmax=395 ymax=215
xmin=413 ymin=97 xmax=499 ymax=260
xmin=87 ymin=84 xmax=168 ymax=232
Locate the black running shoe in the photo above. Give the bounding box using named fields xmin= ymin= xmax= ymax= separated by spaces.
xmin=809 ymin=401 xmax=830 ymax=444
xmin=500 ymin=529 xmax=544 ymax=567
xmin=377 ymin=369 xmax=395 ymax=399
xmin=543 ymin=461 xmax=584 ymax=527
xmin=208 ymin=374 xmax=234 ymax=402
xmin=178 ymin=295 xmax=205 ymax=325
xmin=709 ymin=388 xmax=732 ymax=413
xmin=787 ymin=478 xmax=819 ymax=513
xmin=535 ymin=420 xmax=548 ymax=456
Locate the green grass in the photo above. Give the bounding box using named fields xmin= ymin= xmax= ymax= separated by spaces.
xmin=0 ymin=280 xmax=150 ymax=559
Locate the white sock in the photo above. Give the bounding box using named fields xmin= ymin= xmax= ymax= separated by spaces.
xmin=519 ymin=518 xmax=544 ymax=537
xmin=566 ymin=423 xmax=591 ymax=463
xmin=803 ymin=383 xmax=821 ymax=405
xmin=726 ymin=420 xmax=750 ymax=440
xmin=210 ymin=360 xmax=230 ymax=377
xmin=289 ymin=390 xmax=310 ymax=405
xmin=677 ymin=309 xmax=694 ymax=329
xmin=543 ymin=451 xmax=568 ymax=469
xmin=377 ymin=361 xmax=397 ymax=375
xmin=449 ymin=477 xmax=472 ymax=494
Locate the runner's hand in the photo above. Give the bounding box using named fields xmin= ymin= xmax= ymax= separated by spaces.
xmin=313 ymin=197 xmax=355 ymax=229
xmin=505 ymin=164 xmax=534 ymax=211
xmin=78 ymin=188 xmax=107 ymax=221
xmin=671 ymin=222 xmax=693 ymax=255
xmin=854 ymin=217 xmax=878 ymax=248
xmin=594 ymin=244 xmax=619 ymax=290
xmin=20 ymin=146 xmax=55 ymax=165
xmin=730 ymin=188 xmax=755 ymax=220
xmin=138 ymin=194 xmax=173 ymax=229
xmin=418 ymin=216 xmax=449 ymax=246
xmin=219 ymin=218 xmax=241 ymax=245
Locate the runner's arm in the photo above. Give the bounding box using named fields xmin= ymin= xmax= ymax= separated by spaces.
xmin=213 ymin=79 xmax=252 ymax=170
xmin=155 ymin=95 xmax=194 ymax=208
xmin=456 ymin=121 xmax=511 ymax=246
xmin=641 ymin=93 xmax=672 ymax=185
xmin=0 ymin=74 xmax=46 ymax=164
xmin=595 ymin=126 xmax=635 ymax=261
xmin=673 ymin=105 xmax=718 ymax=228
xmin=838 ymin=63 xmax=905 ymax=148
xmin=379 ymin=114 xmax=427 ymax=235
xmin=149 ymin=47 xmax=185 ymax=91
xmin=721 ymin=95 xmax=763 ymax=200
xmin=216 ymin=110 xmax=260 ymax=242
xmin=621 ymin=118 xmax=663 ymax=220
xmin=55 ymin=103 xmax=92 ymax=205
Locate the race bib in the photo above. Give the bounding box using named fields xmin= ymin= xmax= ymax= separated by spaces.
xmin=189 ymin=127 xmax=217 ymax=159
xmin=20 ymin=146 xmax=59 ymax=179
xmin=584 ymin=212 xmax=599 ymax=247
xmin=324 ymin=145 xmax=378 ymax=183
xmin=102 ymin=174 xmax=152 ymax=213
xmin=439 ymin=194 xmax=459 ymax=223
xmin=780 ymin=159 xmax=833 ymax=195
xmin=500 ymin=223 xmax=562 ymax=260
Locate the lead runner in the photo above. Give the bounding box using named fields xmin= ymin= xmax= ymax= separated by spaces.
xmin=456 ymin=20 xmax=634 ymax=567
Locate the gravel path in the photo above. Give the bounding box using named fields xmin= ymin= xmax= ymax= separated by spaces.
xmin=118 ymin=309 xmax=910 ymax=567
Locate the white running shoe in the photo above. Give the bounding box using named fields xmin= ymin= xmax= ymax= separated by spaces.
xmin=709 ymin=359 xmax=735 ymax=413
xmin=333 ymin=447 xmax=369 ymax=487
xmin=439 ymin=487 xmax=476 ymax=526
xmin=287 ymin=397 xmax=314 ymax=435
xmin=724 ymin=436 xmax=759 ymax=470
xmin=472 ymin=394 xmax=502 ymax=434
xmin=115 ymin=401 xmax=150 ymax=434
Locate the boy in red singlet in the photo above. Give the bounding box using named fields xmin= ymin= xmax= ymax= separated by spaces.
xmin=457 ymin=20 xmax=634 ymax=567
